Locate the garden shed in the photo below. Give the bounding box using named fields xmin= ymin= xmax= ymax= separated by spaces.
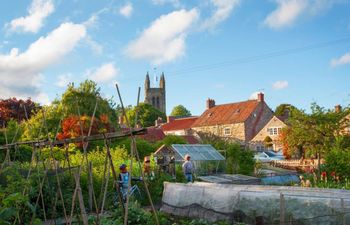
xmin=154 ymin=144 xmax=225 ymax=175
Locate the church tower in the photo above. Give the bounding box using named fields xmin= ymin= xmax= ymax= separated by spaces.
xmin=144 ymin=72 xmax=166 ymax=114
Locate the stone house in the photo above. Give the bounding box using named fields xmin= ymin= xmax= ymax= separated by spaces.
xmin=191 ymin=93 xmax=274 ymax=144
xmin=250 ymin=115 xmax=287 ymax=151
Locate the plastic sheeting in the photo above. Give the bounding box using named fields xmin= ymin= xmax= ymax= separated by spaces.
xmin=161 ymin=182 xmax=350 ymax=224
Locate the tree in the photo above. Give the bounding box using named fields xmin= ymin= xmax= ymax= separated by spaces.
xmin=61 ymin=80 xmax=117 ymax=124
xmin=125 ymin=103 xmax=166 ymax=128
xmin=21 ymin=80 xmax=118 ymax=141
xmin=282 ymin=103 xmax=350 ymax=175
xmin=274 ymin=104 xmax=298 ymax=118
xmin=170 ymin=105 xmax=191 ymax=117
xmin=0 ymin=98 xmax=39 ymax=126
xmin=199 ymin=132 xmax=255 ymax=175
xmin=154 ymin=135 xmax=187 ymax=149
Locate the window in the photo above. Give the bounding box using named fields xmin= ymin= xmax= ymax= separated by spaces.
xmin=156 ymin=97 xmax=160 ymax=108
xmin=224 ymin=127 xmax=231 ymax=135
xmin=273 ymin=128 xmax=278 ymax=135
xmin=267 ymin=127 xmax=281 ymax=136
xmin=152 ymin=97 xmax=155 ymax=106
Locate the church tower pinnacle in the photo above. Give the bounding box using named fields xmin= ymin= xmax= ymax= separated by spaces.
xmin=144 ymin=72 xmax=166 ymax=114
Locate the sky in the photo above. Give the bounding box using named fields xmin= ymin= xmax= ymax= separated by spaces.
xmin=0 ymin=0 xmax=350 ymax=116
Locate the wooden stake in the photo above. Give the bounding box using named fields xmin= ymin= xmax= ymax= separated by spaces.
xmin=75 ymin=172 xmax=88 ymax=225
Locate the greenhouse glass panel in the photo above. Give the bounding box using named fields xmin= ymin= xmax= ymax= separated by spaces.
xmin=171 ymin=144 xmax=225 ymax=161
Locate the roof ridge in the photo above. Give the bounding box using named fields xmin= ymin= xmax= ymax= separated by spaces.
xmin=211 ymin=99 xmax=257 ymax=108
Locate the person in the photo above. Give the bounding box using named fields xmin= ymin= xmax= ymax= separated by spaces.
xmin=118 ymin=164 xmax=142 ymax=202
xmin=143 ymin=156 xmax=155 ymax=180
xmin=118 ymin=164 xmax=130 ymax=200
xmin=182 ymin=154 xmax=194 ymax=183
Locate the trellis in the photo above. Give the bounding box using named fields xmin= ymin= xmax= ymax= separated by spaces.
xmin=0 ymin=84 xmax=159 ymax=225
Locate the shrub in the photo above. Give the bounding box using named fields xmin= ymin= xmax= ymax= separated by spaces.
xmin=324 ymin=148 xmax=350 ymax=179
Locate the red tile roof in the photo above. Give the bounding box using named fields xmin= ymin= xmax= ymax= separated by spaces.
xmin=192 ymin=100 xmax=260 ymax=127
xmin=139 ymin=126 xmax=165 ymax=142
xmin=161 ymin=117 xmax=198 ymax=131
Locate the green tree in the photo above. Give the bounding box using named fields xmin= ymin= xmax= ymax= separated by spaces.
xmin=324 ymin=136 xmax=350 ymax=178
xmin=283 ymin=103 xmax=350 ymax=174
xmin=22 ymin=104 xmax=63 ymax=140
xmin=21 ymin=80 xmax=117 ymax=141
xmin=126 ymin=103 xmax=165 ymax=128
xmin=274 ymin=104 xmax=298 ymax=117
xmin=199 ymin=132 xmax=255 ymax=175
xmin=170 ymin=105 xmax=191 ymax=117
xmin=112 ymin=137 xmax=155 ymax=158
xmin=61 ymin=80 xmax=117 ymax=123
xmin=155 ymin=135 xmax=187 ymax=149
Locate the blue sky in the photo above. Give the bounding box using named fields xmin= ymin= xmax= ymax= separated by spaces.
xmin=0 ymin=0 xmax=350 ymax=115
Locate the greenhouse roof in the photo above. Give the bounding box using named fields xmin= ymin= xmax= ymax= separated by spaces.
xmin=171 ymin=144 xmax=225 ymax=161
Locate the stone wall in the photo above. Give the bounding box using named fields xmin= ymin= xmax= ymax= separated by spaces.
xmin=244 ymin=101 xmax=274 ymax=141
xmin=192 ymin=123 xmax=246 ymax=141
xmin=251 ymin=116 xmax=286 ymax=151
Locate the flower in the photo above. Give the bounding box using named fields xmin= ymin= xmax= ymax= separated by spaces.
xmin=331 ymin=171 xmax=336 ymax=178
xmin=321 ymin=171 xmax=327 ymax=177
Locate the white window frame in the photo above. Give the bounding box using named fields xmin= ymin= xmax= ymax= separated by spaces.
xmin=267 ymin=127 xmax=282 ymax=136
xmin=224 ymin=127 xmax=231 ymax=136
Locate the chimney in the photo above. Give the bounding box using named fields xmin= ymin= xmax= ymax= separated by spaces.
xmin=335 ymin=105 xmax=342 ymax=113
xmin=206 ymin=98 xmax=216 ymax=109
xmin=167 ymin=116 xmax=175 ymax=123
xmin=257 ymin=92 xmax=264 ymax=102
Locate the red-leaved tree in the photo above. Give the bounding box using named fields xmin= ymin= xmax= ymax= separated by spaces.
xmin=0 ymin=98 xmax=38 ymax=126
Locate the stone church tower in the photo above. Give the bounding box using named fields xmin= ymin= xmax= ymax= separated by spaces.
xmin=144 ymin=72 xmax=166 ymax=114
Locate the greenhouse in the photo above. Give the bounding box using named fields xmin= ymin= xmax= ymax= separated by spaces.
xmin=154 ymin=144 xmax=225 ymax=175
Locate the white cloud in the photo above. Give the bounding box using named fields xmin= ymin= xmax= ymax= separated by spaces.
xmin=125 ymin=8 xmax=199 ymax=65
xmin=87 ymin=63 xmax=119 ymax=83
xmin=152 ymin=0 xmax=181 ymax=8
xmin=56 ymin=74 xmax=72 ymax=88
xmin=330 ymin=53 xmax=350 ymax=67
xmin=201 ymin=0 xmax=240 ymax=30
xmin=272 ymin=80 xmax=289 ymax=90
xmin=119 ymin=3 xmax=133 ymax=18
xmin=6 ymin=0 xmax=54 ymax=33
xmin=85 ymin=36 xmax=103 ymax=54
xmin=0 ymin=22 xmax=86 ymax=104
xmin=264 ymin=0 xmax=307 ymax=29
xmin=263 ymin=0 xmax=342 ymax=29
